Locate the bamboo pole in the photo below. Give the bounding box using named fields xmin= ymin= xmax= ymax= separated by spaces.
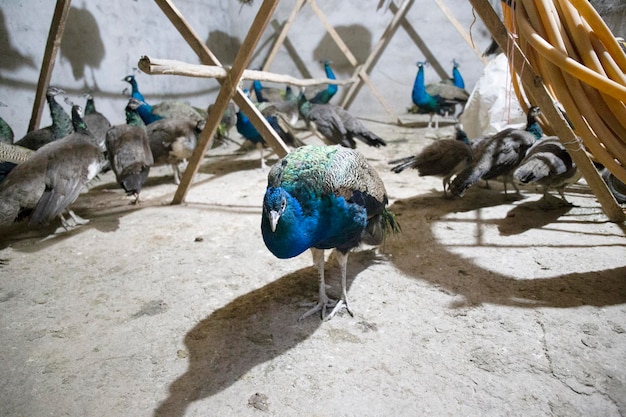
xmin=28 ymin=0 xmax=72 ymax=132
xmin=468 ymin=0 xmax=624 ymax=222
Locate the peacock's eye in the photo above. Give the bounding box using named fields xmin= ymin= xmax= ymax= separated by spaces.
xmin=280 ymin=197 xmax=287 ymax=212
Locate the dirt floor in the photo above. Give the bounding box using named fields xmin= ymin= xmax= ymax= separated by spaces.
xmin=1 ymin=116 xmax=625 ymax=417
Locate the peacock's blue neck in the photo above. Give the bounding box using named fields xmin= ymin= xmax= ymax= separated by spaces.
xmin=324 ymin=63 xmax=337 ymax=96
xmin=452 ymin=66 xmax=465 ymax=89
xmin=262 ymin=186 xmax=368 ymax=259
xmin=236 ymin=111 xmax=263 ymax=143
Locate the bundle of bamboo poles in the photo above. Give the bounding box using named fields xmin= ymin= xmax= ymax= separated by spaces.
xmin=502 ymin=0 xmax=626 ymax=184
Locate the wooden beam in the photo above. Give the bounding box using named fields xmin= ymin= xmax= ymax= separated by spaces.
xmin=28 ymin=0 xmax=72 ymax=132
xmin=468 ymin=0 xmax=625 ymax=222
xmin=153 ymin=0 xmax=289 ymax=204
xmin=138 ymin=56 xmax=356 ymax=87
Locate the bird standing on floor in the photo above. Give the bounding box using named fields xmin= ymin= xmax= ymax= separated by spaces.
xmin=513 ymin=136 xmax=580 ymax=207
xmin=309 ymin=60 xmax=338 ymax=104
xmin=261 ymin=145 xmax=399 ymax=321
xmin=123 ymin=74 xmax=163 ymax=125
xmin=389 ymin=123 xmax=473 ymax=196
xmin=0 ymin=105 xmax=105 ymax=228
xmin=105 ymin=98 xmax=154 ymax=204
xmin=147 ymin=116 xmax=205 ymax=184
xmin=412 ymin=62 xmax=468 ymax=128
xmin=449 ymin=106 xmax=543 ymax=197
xmin=15 ymin=86 xmax=73 ymax=150
xmin=83 ymin=93 xmax=111 ymax=149
xmin=299 ymin=93 xmax=386 ymax=148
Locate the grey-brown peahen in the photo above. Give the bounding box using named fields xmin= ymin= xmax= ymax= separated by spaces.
xmin=83 ymin=93 xmax=112 ymax=149
xmin=0 ymin=105 xmax=105 ymax=228
xmin=449 ymin=106 xmax=543 ymax=197
xmin=105 ymin=98 xmax=154 ymax=204
xmin=389 ymin=123 xmax=473 ymax=196
xmin=513 ymin=136 xmax=581 ymax=207
xmin=15 ymin=86 xmax=73 ymax=150
xmin=261 ymin=145 xmax=399 ymax=321
xmin=147 ymin=117 xmax=205 ymax=184
xmin=299 ymin=93 xmax=386 ymax=148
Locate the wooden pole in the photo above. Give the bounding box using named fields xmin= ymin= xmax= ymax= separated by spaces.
xmin=28 ymin=0 xmax=72 ymax=132
xmin=468 ymin=0 xmax=624 ymax=222
xmin=153 ymin=0 xmax=289 ymax=204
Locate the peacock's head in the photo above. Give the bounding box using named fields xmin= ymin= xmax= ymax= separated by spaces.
xmin=123 ymin=75 xmax=135 ymax=84
xmin=263 ymin=187 xmax=288 ymax=232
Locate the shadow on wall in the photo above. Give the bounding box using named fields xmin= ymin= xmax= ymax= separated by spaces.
xmin=312 ymin=24 xmax=372 ymax=75
xmin=206 ymin=30 xmax=242 ymax=66
xmin=60 ymin=6 xmax=105 ymax=86
xmin=0 ymin=9 xmax=36 ymax=71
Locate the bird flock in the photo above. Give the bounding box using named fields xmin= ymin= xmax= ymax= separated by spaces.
xmin=0 ymin=58 xmax=618 ymax=322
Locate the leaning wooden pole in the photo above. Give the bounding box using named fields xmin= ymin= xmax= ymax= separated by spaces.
xmin=469 ymin=0 xmax=624 ymax=222
xmin=28 ymin=0 xmax=71 ymax=132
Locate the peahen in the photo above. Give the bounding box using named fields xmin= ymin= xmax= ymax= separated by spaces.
xmin=83 ymin=93 xmax=112 ymax=149
xmin=261 ymin=145 xmax=399 ymax=321
xmin=123 ymin=75 xmax=163 ymax=125
xmin=146 ymin=116 xmax=205 ymax=184
xmin=513 ymin=136 xmax=581 ymax=207
xmin=299 ymin=92 xmax=386 ymax=148
xmin=389 ymin=123 xmax=473 ymax=196
xmin=0 ymin=105 xmax=105 ymax=228
xmin=309 ymin=60 xmax=338 ymax=104
xmin=412 ymin=62 xmax=468 ymax=128
xmin=15 ymin=86 xmax=73 ymax=150
xmin=449 ymin=106 xmax=543 ymax=197
xmin=105 ymin=98 xmax=154 ymax=204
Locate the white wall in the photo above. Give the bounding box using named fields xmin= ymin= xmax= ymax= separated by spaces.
xmin=0 ymin=0 xmax=493 ymax=138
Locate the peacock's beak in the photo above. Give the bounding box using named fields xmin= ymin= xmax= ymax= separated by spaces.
xmin=269 ymin=210 xmax=280 ymax=232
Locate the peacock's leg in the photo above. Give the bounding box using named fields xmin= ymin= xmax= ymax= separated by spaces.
xmin=298 ymin=248 xmax=337 ymax=321
xmin=325 ymin=250 xmax=353 ymax=320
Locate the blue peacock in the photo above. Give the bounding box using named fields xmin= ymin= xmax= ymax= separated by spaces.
xmin=309 ymin=60 xmax=338 ymax=104
xmin=123 ymin=74 xmax=163 ymax=125
xmin=261 ymin=145 xmax=399 ymax=321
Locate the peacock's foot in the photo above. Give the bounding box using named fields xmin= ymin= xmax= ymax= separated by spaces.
xmin=325 ymin=298 xmax=353 ymax=321
xmin=298 ymin=298 xmax=337 ymax=322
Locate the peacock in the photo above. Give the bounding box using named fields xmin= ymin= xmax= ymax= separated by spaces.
xmin=146 ymin=116 xmax=205 ymax=184
xmin=513 ymin=136 xmax=581 ymax=207
xmin=451 ymin=59 xmax=465 ymax=89
xmin=389 ymin=123 xmax=473 ymax=196
xmin=105 ymin=98 xmax=154 ymax=204
xmin=411 ymin=62 xmax=468 ymax=128
xmin=261 ymin=145 xmax=399 ymax=321
xmin=15 ymin=86 xmax=73 ymax=150
xmin=252 ymin=79 xmax=287 ymax=104
xmin=0 ymin=105 xmax=105 ymax=228
xmin=83 ymin=93 xmax=112 ymax=149
xmin=299 ymin=92 xmax=386 ymax=148
xmin=449 ymin=106 xmax=543 ymax=197
xmin=309 ymin=60 xmax=338 ymax=104
xmin=123 ymin=74 xmax=163 ymax=125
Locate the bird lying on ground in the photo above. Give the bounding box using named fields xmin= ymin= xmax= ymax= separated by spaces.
xmin=389 ymin=123 xmax=473 ymax=196
xmin=261 ymin=145 xmax=399 ymax=321
xmin=513 ymin=136 xmax=580 ymax=207
xmin=105 ymin=98 xmax=154 ymax=204
xmin=0 ymin=105 xmax=105 ymax=228
xmin=299 ymin=92 xmax=386 ymax=148
xmin=449 ymin=106 xmax=543 ymax=197
xmin=15 ymin=86 xmax=73 ymax=150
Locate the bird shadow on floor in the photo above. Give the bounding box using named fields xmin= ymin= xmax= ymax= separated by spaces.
xmin=384 ymin=190 xmax=626 ymax=310
xmin=152 ymin=249 xmax=381 ymax=417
